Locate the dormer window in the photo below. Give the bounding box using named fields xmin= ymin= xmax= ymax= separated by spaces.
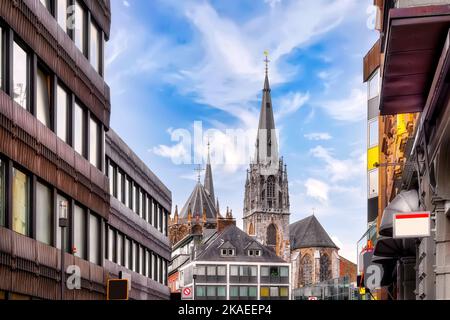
xmin=248 ymin=249 xmax=261 ymax=257
xmin=221 ymin=248 xmax=235 ymax=256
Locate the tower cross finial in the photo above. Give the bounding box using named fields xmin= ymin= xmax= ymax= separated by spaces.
xmin=194 ymin=164 xmax=205 ymax=183
xmin=264 ymin=50 xmax=270 ymax=76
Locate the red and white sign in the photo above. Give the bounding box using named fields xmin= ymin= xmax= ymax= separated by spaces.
xmin=393 ymin=212 xmax=431 ymax=239
xmin=182 ymin=286 xmax=193 ymax=299
xmin=308 ymin=296 xmax=318 ymax=300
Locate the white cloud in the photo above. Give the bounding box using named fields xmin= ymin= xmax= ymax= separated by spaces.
xmin=331 ymin=236 xmax=357 ymax=263
xmin=152 ymin=142 xmax=189 ymax=161
xmin=123 ymin=1 xmax=130 ymax=7
xmin=265 ymin=0 xmax=282 ymax=8
xmin=275 ymin=91 xmax=310 ymax=120
xmin=304 ymin=132 xmax=332 ymax=141
xmin=310 ymin=145 xmax=364 ymax=183
xmin=318 ymin=87 xmax=366 ymax=122
xmin=305 ymin=178 xmax=329 ymax=203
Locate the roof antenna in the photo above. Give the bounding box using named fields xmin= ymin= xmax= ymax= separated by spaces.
xmin=263 ymin=50 xmax=270 ymax=76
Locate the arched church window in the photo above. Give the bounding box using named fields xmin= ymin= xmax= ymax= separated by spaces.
xmin=267 ymin=224 xmax=276 ymax=246
xmin=319 ymin=254 xmax=331 ymax=282
xmin=301 ymin=254 xmax=313 ymax=286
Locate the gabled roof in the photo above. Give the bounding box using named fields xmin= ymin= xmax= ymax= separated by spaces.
xmin=196 ymin=225 xmax=286 ymax=263
xmin=289 ymin=215 xmax=338 ymax=250
xmin=179 ymin=182 xmax=218 ymax=222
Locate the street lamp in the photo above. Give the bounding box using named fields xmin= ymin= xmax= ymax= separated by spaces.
xmin=59 ymin=200 xmax=68 ymax=300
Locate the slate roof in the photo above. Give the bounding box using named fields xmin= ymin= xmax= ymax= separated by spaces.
xmin=289 ymin=215 xmax=338 ymax=250
xmin=179 ymin=182 xmax=218 ymax=222
xmin=196 ymin=224 xmax=286 ymax=263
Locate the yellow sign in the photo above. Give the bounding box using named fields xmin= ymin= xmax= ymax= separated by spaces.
xmin=367 ymin=146 xmax=379 ymax=170
xmin=359 ymin=287 xmax=366 ymax=295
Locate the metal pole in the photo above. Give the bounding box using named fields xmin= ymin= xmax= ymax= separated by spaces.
xmin=61 ymin=226 xmax=65 ymax=300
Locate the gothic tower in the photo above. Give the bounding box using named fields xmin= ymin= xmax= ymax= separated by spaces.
xmin=243 ymin=55 xmax=291 ymax=261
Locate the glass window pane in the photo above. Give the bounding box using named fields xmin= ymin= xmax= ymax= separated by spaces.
xmin=196 ymin=266 xmax=205 ymax=276
xmin=369 ymin=169 xmax=379 ymax=198
xmin=206 ymin=286 xmax=215 ymax=297
xmin=239 ymin=286 xmax=248 ymax=297
xmin=249 ymin=287 xmax=257 ymax=297
xmin=261 ymin=266 xmax=269 ymax=277
xmin=117 ymin=170 xmax=123 ymax=203
xmin=217 ymin=266 xmax=226 ymax=276
xmin=89 ymin=213 xmax=100 ymax=265
xmin=124 ymin=177 xmax=130 ymax=207
xmin=36 ymin=182 xmax=52 ymax=245
xmin=196 ymin=286 xmax=205 ymax=297
xmin=207 ymin=266 xmax=216 ymax=276
xmin=56 ymin=85 xmax=69 ymax=143
xmin=280 ymin=267 xmax=289 ymax=277
xmin=260 ymin=287 xmax=269 ymax=297
xmin=0 ymin=160 xmax=6 ymax=227
xmin=89 ymin=116 xmax=100 ymax=168
xmin=368 ymin=69 xmax=380 ymax=100
xmin=74 ymin=102 xmax=85 ymax=156
xmin=145 ymin=250 xmax=149 ymax=277
xmin=140 ymin=190 xmax=145 ymax=219
xmin=230 ymin=286 xmax=238 ymax=297
xmin=57 ymin=0 xmax=68 ymax=31
xmin=13 ymin=42 xmax=28 ymax=109
xmin=74 ymin=205 xmax=86 ymax=259
xmin=12 ymin=168 xmax=30 ymax=236
xmin=116 ymin=233 xmax=123 ymax=266
xmin=74 ymin=1 xmax=86 ymax=55
xmin=230 ymin=266 xmax=238 ymax=276
xmin=107 ymin=227 xmax=115 ymax=262
xmin=89 ymin=20 xmax=101 ymax=74
xmin=56 ymin=195 xmax=69 ymax=252
xmin=369 ymin=119 xmax=379 ymax=147
xmin=36 ymin=67 xmax=51 ymax=128
xmin=139 ymin=246 xmax=144 ymax=275
xmin=270 ymin=287 xmax=279 ymax=297
xmin=217 ymin=286 xmax=226 ymax=297
xmin=124 ymin=238 xmax=130 ymax=269
xmin=132 ymin=242 xmax=137 ymax=272
xmin=280 ymin=287 xmax=289 ymax=297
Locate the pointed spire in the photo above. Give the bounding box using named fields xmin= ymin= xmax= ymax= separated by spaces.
xmin=216 ymin=198 xmax=221 ymax=216
xmin=204 ymin=139 xmax=216 ymax=204
xmin=174 ymin=205 xmax=179 ymax=224
xmin=255 ymin=51 xmax=278 ymax=164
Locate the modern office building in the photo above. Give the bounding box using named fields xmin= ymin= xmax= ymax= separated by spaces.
xmin=360 ymin=0 xmax=450 ymax=300
xmin=0 ymin=0 xmax=171 ymax=300
xmin=104 ymin=130 xmax=171 ymax=300
xmin=178 ymin=221 xmax=291 ymax=300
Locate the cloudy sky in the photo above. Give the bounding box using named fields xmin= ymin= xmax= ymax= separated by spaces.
xmin=106 ymin=0 xmax=379 ymax=262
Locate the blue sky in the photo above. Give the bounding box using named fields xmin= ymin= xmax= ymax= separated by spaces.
xmin=106 ymin=0 xmax=378 ymax=262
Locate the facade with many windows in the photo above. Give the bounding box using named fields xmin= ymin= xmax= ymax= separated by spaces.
xmin=0 ymin=0 xmax=171 ymax=300
xmin=178 ymin=223 xmax=291 ymax=300
xmin=104 ymin=130 xmax=171 ymax=300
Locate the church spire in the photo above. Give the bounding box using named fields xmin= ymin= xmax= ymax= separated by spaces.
xmin=204 ymin=140 xmax=216 ymax=205
xmin=255 ymin=51 xmax=278 ymax=164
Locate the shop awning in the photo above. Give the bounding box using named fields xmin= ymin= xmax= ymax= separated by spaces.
xmin=380 ymin=5 xmax=450 ymax=115
xmin=373 ymin=236 xmax=416 ymax=258
xmin=379 ymin=189 xmax=420 ymax=237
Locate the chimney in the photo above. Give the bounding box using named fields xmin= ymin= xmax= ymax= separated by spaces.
xmin=217 ymin=207 xmax=236 ymax=233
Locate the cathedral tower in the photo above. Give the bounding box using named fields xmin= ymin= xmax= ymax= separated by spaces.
xmin=243 ymin=55 xmax=290 ymax=261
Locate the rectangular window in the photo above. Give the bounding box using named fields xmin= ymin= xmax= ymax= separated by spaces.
xmin=270 ymin=287 xmax=279 ymax=297
xmin=280 ymin=267 xmax=289 ymax=277
xmin=145 ymin=250 xmax=149 ymax=277
xmin=368 ymin=119 xmax=379 ymax=148
xmin=56 ymin=84 xmax=70 ymax=143
xmin=217 ymin=266 xmax=226 ymax=276
xmin=140 ymin=190 xmax=145 ymax=220
xmin=145 ymin=196 xmax=150 ymax=223
xmin=12 ymin=168 xmax=30 ymax=236
xmin=89 ymin=213 xmax=100 ymax=265
xmin=131 ymin=242 xmax=137 ymax=272
xmin=117 ymin=170 xmax=123 ymax=203
xmin=36 ymin=67 xmax=52 ymax=128
xmin=74 ymin=102 xmax=86 ymax=157
xmin=107 ymin=227 xmax=115 ymax=262
xmin=206 ymin=286 xmax=215 ymax=297
xmin=116 ymin=232 xmax=123 ymax=266
xmin=230 ymin=286 xmax=238 ymax=297
xmin=74 ymin=1 xmax=86 ymax=55
xmin=157 ymin=256 xmax=162 ymax=283
xmin=74 ymin=205 xmax=86 ymax=259
xmin=89 ymin=20 xmax=102 ymax=74
xmin=57 ymin=0 xmax=68 ymax=32
xmin=152 ymin=253 xmax=156 ymax=281
xmin=239 ymin=286 xmax=248 ymax=297
xmin=131 ymin=183 xmax=136 ymax=212
xmin=159 ymin=206 xmax=163 ymax=232
xmin=0 ymin=160 xmax=5 ymax=227
xmin=230 ymin=266 xmax=238 ymax=276
xmin=217 ymin=286 xmax=226 ymax=297
xmin=108 ymin=162 xmax=115 ymax=197
xmin=196 ymin=286 xmax=206 ymax=297
xmin=261 ymin=266 xmax=269 ymax=277
xmin=250 ymin=266 xmax=257 ymax=277
xmin=124 ymin=237 xmax=130 ymax=269
xmin=13 ymin=42 xmax=29 ymax=109
xmin=36 ymin=182 xmax=52 ymax=245
xmin=249 ymin=287 xmax=257 ymax=298
xmin=368 ymin=169 xmax=379 ymax=198
xmin=56 ymin=195 xmax=69 ymax=252
xmin=368 ymin=69 xmax=380 ymax=100
xmin=196 ymin=265 xmax=206 ymax=276
xmin=89 ymin=116 xmax=101 ymax=168
xmin=139 ymin=246 xmax=144 ymax=275
xmin=260 ymin=287 xmax=269 ymax=298
xmin=207 ymin=266 xmax=216 ymax=276
xmin=124 ymin=177 xmax=130 ymax=208
xmin=280 ymin=287 xmax=289 ymax=297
